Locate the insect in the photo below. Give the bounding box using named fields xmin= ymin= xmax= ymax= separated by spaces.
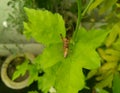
xmin=60 ymin=34 xmax=69 ymax=58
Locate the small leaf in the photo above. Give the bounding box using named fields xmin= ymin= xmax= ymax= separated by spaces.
xmin=99 ymin=0 xmax=117 ymax=14
xmin=113 ymin=72 xmax=120 ymax=93
xmin=99 ymin=62 xmax=117 ymax=73
xmin=105 ymin=48 xmax=120 ymax=58
xmin=113 ymin=38 xmax=120 ymax=51
xmin=95 ymin=88 xmax=109 ymax=93
xmin=86 ymin=69 xmax=98 ymax=79
xmin=12 ymin=60 xmax=29 ymax=80
xmin=105 ymin=23 xmax=120 ymax=47
xmin=95 ymin=73 xmax=113 ymax=89
xmin=88 ymin=0 xmax=104 ymax=12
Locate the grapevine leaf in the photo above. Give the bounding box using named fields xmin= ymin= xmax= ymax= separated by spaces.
xmin=38 ymin=62 xmax=61 ymax=93
xmin=73 ymin=28 xmax=109 ymax=69
xmin=34 ymin=28 xmax=109 ymax=93
xmin=24 ymin=7 xmax=66 ymax=46
xmin=55 ymin=59 xmax=85 ymax=93
xmin=38 ymin=58 xmax=85 ymax=93
xmin=23 ymin=8 xmax=109 ymax=93
xmin=35 ymin=43 xmax=64 ymax=70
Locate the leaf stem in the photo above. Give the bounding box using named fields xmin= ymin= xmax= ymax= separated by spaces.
xmin=73 ymin=0 xmax=82 ymax=42
xmin=73 ymin=0 xmax=94 ymax=43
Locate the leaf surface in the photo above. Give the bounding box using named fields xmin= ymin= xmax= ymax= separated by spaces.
xmin=23 ymin=8 xmax=109 ymax=93
xmin=36 ymin=28 xmax=109 ymax=93
xmin=24 ymin=8 xmax=66 ymax=46
xmin=113 ymin=72 xmax=120 ymax=93
xmin=73 ymin=28 xmax=109 ymax=69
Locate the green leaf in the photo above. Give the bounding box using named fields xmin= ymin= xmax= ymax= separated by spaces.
xmin=86 ymin=69 xmax=98 ymax=79
xmin=12 ymin=60 xmax=29 ymax=80
xmin=113 ymin=38 xmax=120 ymax=51
xmin=36 ymin=28 xmax=108 ymax=93
xmin=95 ymin=88 xmax=109 ymax=93
xmin=35 ymin=43 xmax=64 ymax=70
xmin=24 ymin=7 xmax=66 ymax=46
xmin=113 ymin=72 xmax=120 ymax=93
xmin=38 ymin=63 xmax=61 ymax=93
xmin=23 ymin=8 xmax=109 ymax=93
xmin=95 ymin=73 xmax=113 ymax=89
xmin=38 ymin=58 xmax=85 ymax=93
xmin=88 ymin=0 xmax=104 ymax=12
xmin=73 ymin=28 xmax=109 ymax=69
xmin=28 ymin=65 xmax=39 ymax=85
xmin=105 ymin=23 xmax=120 ymax=47
xmin=55 ymin=59 xmax=85 ymax=93
xmin=99 ymin=0 xmax=117 ymax=14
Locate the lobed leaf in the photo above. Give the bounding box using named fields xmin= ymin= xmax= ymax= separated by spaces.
xmin=55 ymin=59 xmax=85 ymax=93
xmin=72 ymin=28 xmax=109 ymax=69
xmin=23 ymin=8 xmax=109 ymax=93
xmin=36 ymin=43 xmax=63 ymax=70
xmin=24 ymin=7 xmax=66 ymax=46
xmin=36 ymin=27 xmax=109 ymax=93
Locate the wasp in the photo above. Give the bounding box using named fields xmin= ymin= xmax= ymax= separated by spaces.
xmin=60 ymin=34 xmax=69 ymax=58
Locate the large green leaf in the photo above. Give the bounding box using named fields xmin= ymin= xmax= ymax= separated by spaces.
xmin=37 ymin=56 xmax=85 ymax=93
xmin=55 ymin=59 xmax=85 ymax=93
xmin=72 ymin=28 xmax=109 ymax=69
xmin=24 ymin=8 xmax=66 ymax=46
xmin=35 ymin=43 xmax=64 ymax=70
xmin=38 ymin=62 xmax=61 ymax=93
xmin=35 ymin=28 xmax=109 ymax=93
xmin=23 ymin=8 xmax=109 ymax=93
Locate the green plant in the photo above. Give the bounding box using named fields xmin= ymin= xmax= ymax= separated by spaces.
xmin=23 ymin=9 xmax=108 ymax=93
xmin=12 ymin=0 xmax=120 ymax=93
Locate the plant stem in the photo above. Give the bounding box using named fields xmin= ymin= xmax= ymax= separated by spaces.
xmin=73 ymin=0 xmax=82 ymax=42
xmin=82 ymin=0 xmax=94 ymax=16
xmin=73 ymin=0 xmax=94 ymax=43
